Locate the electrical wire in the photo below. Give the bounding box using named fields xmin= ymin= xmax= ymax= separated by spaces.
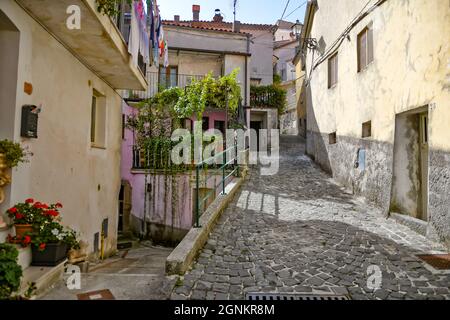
xmin=284 ymin=1 xmax=307 ymax=20
xmin=280 ymin=0 xmax=292 ymax=21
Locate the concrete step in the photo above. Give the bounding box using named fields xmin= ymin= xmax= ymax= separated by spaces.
xmin=19 ymin=260 xmax=67 ymax=298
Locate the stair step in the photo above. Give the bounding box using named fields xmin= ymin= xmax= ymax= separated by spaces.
xmin=19 ymin=260 xmax=67 ymax=298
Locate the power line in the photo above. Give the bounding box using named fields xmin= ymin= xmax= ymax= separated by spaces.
xmin=280 ymin=0 xmax=291 ymax=21
xmin=284 ymin=1 xmax=307 ymax=20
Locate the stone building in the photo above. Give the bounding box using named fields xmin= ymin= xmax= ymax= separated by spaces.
xmin=0 ymin=0 xmax=146 ymax=258
xmin=301 ymin=0 xmax=450 ymax=248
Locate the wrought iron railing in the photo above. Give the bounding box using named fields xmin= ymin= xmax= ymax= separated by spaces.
xmin=194 ymin=144 xmax=249 ymax=228
xmin=126 ymin=72 xmax=213 ymax=100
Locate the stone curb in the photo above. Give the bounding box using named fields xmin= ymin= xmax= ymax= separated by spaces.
xmin=165 ymin=176 xmax=245 ymax=276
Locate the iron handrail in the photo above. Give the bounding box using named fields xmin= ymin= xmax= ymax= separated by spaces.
xmin=194 ymin=143 xmax=244 ymax=228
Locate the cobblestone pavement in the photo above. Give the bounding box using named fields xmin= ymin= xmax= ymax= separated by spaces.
xmin=171 ymin=137 xmax=450 ymax=301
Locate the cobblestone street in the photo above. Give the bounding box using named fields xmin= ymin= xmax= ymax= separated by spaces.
xmin=171 ymin=137 xmax=450 ymax=300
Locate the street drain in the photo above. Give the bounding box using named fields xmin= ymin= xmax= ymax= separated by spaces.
xmin=417 ymin=254 xmax=450 ymax=270
xmin=246 ymin=293 xmax=349 ymax=301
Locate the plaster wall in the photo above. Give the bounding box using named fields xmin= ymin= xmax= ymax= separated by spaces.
xmin=0 ymin=1 xmax=124 ymax=256
xmin=304 ymin=0 xmax=450 ymax=247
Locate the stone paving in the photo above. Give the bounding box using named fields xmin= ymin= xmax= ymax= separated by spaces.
xmin=171 ymin=137 xmax=450 ymax=300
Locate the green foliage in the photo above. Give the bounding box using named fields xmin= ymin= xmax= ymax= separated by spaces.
xmin=0 ymin=140 xmax=28 ymax=168
xmin=273 ymin=74 xmax=282 ymax=84
xmin=127 ymin=70 xmax=242 ymax=171
xmin=96 ymin=0 xmax=134 ymax=17
xmin=0 ymin=244 xmax=23 ymax=300
xmin=250 ymin=84 xmax=287 ymax=114
xmin=175 ymin=69 xmax=241 ymax=119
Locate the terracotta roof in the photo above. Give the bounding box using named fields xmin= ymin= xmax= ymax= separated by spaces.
xmin=163 ymin=21 xmax=250 ymax=35
xmin=163 ymin=20 xmax=274 ymax=33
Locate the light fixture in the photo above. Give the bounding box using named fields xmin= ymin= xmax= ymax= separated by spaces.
xmin=292 ymin=20 xmax=302 ymax=39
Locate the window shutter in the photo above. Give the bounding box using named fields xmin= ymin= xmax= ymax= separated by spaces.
xmin=334 ymin=54 xmax=338 ymax=84
xmin=360 ymin=31 xmax=367 ymax=70
xmin=328 ymin=58 xmax=332 ymax=88
xmin=368 ymin=27 xmax=374 ymax=64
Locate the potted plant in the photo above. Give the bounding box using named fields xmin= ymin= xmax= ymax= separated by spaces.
xmin=28 ymin=202 xmax=80 ymax=266
xmin=0 ymin=139 xmax=28 ymax=169
xmin=0 ymin=243 xmax=23 ymax=300
xmin=6 ymin=198 xmax=41 ymax=238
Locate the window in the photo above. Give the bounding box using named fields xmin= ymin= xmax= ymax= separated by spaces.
xmin=362 ymin=121 xmax=372 ymax=138
xmin=121 ymin=114 xmax=126 ymax=140
xmin=158 ymin=66 xmax=178 ymax=91
xmin=214 ymin=120 xmax=225 ymax=134
xmin=357 ymin=25 xmax=374 ymax=72
xmin=90 ymin=90 xmax=107 ymax=148
xmin=202 ymin=117 xmax=209 ymax=131
xmin=328 ymin=53 xmax=338 ymax=88
xmin=329 ymin=132 xmax=337 ymax=145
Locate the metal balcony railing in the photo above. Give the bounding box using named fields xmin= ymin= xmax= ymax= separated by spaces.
xmin=125 ymin=72 xmax=213 ymax=100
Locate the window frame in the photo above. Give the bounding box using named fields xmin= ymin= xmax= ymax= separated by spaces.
xmin=158 ymin=65 xmax=178 ymax=91
xmin=328 ymin=52 xmax=338 ymax=89
xmin=357 ymin=25 xmax=374 ymax=72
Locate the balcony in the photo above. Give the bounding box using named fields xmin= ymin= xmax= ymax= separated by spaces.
xmin=16 ymin=0 xmax=147 ymax=90
xmin=126 ymin=72 xmax=214 ymax=101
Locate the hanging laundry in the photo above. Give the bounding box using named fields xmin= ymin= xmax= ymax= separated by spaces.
xmin=128 ymin=0 xmax=140 ymax=67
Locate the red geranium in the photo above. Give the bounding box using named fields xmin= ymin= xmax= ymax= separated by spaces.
xmin=15 ymin=213 xmax=24 ymax=220
xmin=8 ymin=207 xmax=17 ymax=214
xmin=25 ymin=198 xmax=34 ymax=204
xmin=55 ymin=203 xmax=63 ymax=208
xmin=39 ymin=243 xmax=46 ymax=251
xmin=23 ymin=235 xmax=32 ymax=246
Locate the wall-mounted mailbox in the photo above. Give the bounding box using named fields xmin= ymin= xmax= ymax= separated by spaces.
xmin=20 ymin=105 xmax=38 ymax=138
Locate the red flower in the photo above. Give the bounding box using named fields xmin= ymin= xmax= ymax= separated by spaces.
xmin=8 ymin=207 xmax=18 ymax=214
xmin=33 ymin=202 xmax=42 ymax=208
xmin=15 ymin=213 xmax=25 ymax=220
xmin=55 ymin=202 xmax=63 ymax=208
xmin=39 ymin=243 xmax=46 ymax=250
xmin=47 ymin=210 xmax=59 ymax=217
xmin=23 ymin=235 xmax=31 ymax=245
xmin=25 ymin=198 xmax=34 ymax=204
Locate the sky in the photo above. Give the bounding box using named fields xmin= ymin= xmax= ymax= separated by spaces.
xmin=157 ymin=0 xmax=307 ymax=25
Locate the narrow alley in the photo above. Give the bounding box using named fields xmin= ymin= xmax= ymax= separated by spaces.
xmin=171 ymin=137 xmax=450 ymax=300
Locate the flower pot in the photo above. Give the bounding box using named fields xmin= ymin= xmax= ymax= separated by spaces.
xmin=14 ymin=224 xmax=33 ymax=238
xmin=31 ymin=243 xmax=68 ymax=266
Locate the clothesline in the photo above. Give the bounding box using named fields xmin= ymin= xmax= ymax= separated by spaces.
xmin=128 ymin=0 xmax=169 ymax=69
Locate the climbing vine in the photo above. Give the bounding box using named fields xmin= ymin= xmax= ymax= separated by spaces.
xmin=95 ymin=0 xmax=135 ymax=17
xmin=127 ymin=69 xmax=242 ymax=172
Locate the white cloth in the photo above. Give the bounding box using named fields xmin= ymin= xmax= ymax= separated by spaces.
xmin=128 ymin=3 xmax=140 ymax=67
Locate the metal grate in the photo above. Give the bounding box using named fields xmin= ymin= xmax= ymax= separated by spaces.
xmin=246 ymin=293 xmax=350 ymax=301
xmin=417 ymin=254 xmax=450 ymax=270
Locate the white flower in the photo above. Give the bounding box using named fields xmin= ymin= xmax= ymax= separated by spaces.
xmin=51 ymin=228 xmax=59 ymax=236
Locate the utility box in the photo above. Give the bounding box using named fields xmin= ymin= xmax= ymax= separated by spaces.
xmin=20 ymin=105 xmax=38 ymax=138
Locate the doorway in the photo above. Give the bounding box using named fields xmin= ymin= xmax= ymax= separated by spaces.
xmin=250 ymin=121 xmax=262 ymax=150
xmin=118 ymin=181 xmax=132 ymax=235
xmin=390 ymin=108 xmax=429 ymax=221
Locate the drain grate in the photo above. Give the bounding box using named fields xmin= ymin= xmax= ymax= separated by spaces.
xmin=246 ymin=293 xmax=349 ymax=301
xmin=417 ymin=254 xmax=450 ymax=270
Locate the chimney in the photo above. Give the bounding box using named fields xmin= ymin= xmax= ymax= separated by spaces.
xmin=174 ymin=15 xmax=180 ymax=22
xmin=192 ymin=5 xmax=200 ymax=21
xmin=233 ymin=20 xmax=241 ymax=33
xmin=213 ymin=9 xmax=223 ymax=22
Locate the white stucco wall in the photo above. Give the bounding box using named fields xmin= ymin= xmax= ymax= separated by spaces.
xmin=0 ymin=1 xmax=123 ymax=256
